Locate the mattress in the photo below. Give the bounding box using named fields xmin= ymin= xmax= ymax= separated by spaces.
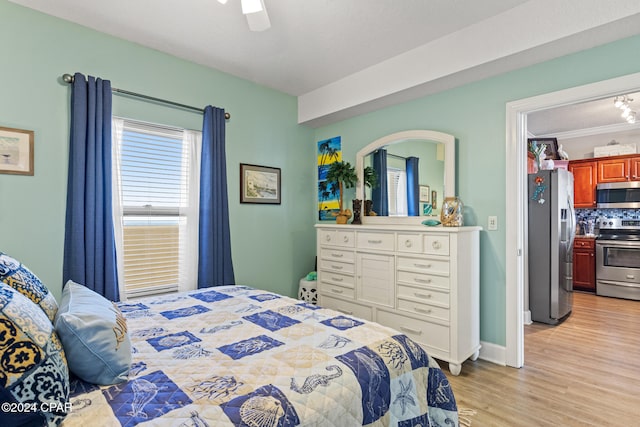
xmin=62 ymin=285 xmax=459 ymax=426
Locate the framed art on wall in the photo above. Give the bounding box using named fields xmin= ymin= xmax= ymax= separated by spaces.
xmin=419 ymin=185 xmax=431 ymax=202
xmin=240 ymin=163 xmax=281 ymax=204
xmin=0 ymin=126 xmax=34 ymax=175
xmin=528 ymin=137 xmax=559 ymax=160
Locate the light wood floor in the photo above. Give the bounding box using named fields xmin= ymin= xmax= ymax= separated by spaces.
xmin=445 ymin=292 xmax=640 ymax=426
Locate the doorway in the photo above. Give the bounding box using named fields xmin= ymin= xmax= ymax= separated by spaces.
xmin=505 ymin=71 xmax=640 ymax=367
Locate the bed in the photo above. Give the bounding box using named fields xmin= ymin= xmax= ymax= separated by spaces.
xmin=57 ymin=285 xmax=459 ymax=426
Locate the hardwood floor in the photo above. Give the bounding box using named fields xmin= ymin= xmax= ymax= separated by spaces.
xmin=445 ymin=292 xmax=640 ymax=426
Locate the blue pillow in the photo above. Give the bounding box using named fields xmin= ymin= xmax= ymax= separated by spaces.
xmin=54 ymin=281 xmax=131 ymax=385
xmin=0 ymin=283 xmax=70 ymax=427
xmin=0 ymin=251 xmax=58 ymax=323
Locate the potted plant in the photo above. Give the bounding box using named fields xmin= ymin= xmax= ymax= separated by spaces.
xmin=363 ymin=165 xmax=378 ymax=215
xmin=326 ymin=161 xmax=358 ymax=224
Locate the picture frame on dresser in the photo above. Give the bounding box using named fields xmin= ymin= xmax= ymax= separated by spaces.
xmin=0 ymin=126 xmax=34 ymax=175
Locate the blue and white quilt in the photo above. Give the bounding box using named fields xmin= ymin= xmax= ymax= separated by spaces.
xmin=62 ymin=286 xmax=459 ymax=426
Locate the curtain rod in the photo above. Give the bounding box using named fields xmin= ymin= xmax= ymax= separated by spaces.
xmin=62 ymin=74 xmax=230 ymax=120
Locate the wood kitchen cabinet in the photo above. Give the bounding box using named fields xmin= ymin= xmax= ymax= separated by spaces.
xmin=569 ymin=160 xmax=597 ymax=208
xmin=573 ymin=237 xmax=595 ymax=293
xmin=595 ymin=155 xmax=640 ymax=182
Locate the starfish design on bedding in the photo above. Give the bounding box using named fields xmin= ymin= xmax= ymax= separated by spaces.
xmin=393 ymin=379 xmax=416 ymax=415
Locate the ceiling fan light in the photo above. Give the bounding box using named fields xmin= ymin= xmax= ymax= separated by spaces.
xmin=241 ymin=0 xmax=264 ymax=15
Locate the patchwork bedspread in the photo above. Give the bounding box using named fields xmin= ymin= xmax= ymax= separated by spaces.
xmin=62 ymin=286 xmax=458 ymax=426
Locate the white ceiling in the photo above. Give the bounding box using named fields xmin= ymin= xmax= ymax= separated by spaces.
xmin=9 ymin=0 xmax=640 ymax=128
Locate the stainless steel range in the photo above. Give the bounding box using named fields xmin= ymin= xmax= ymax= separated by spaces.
xmin=596 ymin=218 xmax=640 ymax=301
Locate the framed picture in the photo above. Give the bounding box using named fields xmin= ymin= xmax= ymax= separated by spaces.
xmin=0 ymin=126 xmax=34 ymax=175
xmin=419 ymin=185 xmax=430 ymax=202
xmin=528 ymin=137 xmax=559 ymax=160
xmin=240 ymin=163 xmax=281 ymax=204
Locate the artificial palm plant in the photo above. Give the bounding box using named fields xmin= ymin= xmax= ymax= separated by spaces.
xmin=326 ymin=161 xmax=358 ymax=223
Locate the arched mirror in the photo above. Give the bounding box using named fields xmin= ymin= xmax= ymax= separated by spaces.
xmin=355 ymin=130 xmax=455 ymax=224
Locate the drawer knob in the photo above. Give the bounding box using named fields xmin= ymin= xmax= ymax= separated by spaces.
xmin=414 ymin=292 xmax=432 ymax=299
xmin=331 ymin=277 xmax=344 ymax=282
xmin=331 ymin=264 xmax=343 ymax=270
xmin=330 ymin=253 xmax=344 ymax=258
xmin=414 ymin=307 xmax=432 ymax=314
xmin=331 ymin=288 xmax=344 ymax=294
xmin=368 ymin=239 xmax=383 ymax=244
xmin=432 ymin=241 xmax=441 ymax=250
xmin=414 ymin=278 xmax=432 ymax=284
xmin=338 ymin=309 xmax=353 ymax=315
xmin=325 ymin=235 xmax=331 ymax=242
xmin=400 ymin=326 xmax=422 ymax=335
xmin=343 ymin=235 xmax=349 ymax=243
xmin=405 ymin=239 xmax=412 ymax=248
xmin=414 ymin=263 xmax=431 ymax=269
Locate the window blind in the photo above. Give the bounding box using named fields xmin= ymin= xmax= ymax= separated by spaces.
xmin=387 ymin=168 xmax=408 ymax=216
xmin=113 ymin=118 xmax=198 ymax=298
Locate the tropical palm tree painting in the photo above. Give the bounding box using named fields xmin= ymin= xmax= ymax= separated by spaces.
xmin=317 ymin=136 xmax=342 ymax=220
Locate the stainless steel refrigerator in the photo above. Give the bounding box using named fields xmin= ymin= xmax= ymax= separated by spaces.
xmin=528 ymin=168 xmax=575 ymax=325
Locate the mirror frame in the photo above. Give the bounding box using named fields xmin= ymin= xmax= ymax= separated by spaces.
xmin=355 ymin=129 xmax=456 ymax=224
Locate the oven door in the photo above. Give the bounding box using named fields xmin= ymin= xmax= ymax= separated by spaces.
xmin=595 ymin=239 xmax=640 ymax=284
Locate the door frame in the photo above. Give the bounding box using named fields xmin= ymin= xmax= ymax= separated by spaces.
xmin=505 ymin=71 xmax=640 ymax=368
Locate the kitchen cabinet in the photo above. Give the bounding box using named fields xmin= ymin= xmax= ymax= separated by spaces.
xmin=597 ymin=157 xmax=631 ymax=182
xmin=316 ymin=224 xmax=481 ymax=375
xmin=568 ymin=161 xmax=597 ymax=208
xmin=573 ymin=237 xmax=595 ymax=293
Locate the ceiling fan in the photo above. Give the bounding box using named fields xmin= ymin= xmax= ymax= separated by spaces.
xmin=218 ymin=0 xmax=271 ymax=32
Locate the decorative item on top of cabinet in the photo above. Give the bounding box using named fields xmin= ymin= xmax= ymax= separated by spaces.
xmin=315 ymin=223 xmax=481 ymax=375
xmin=573 ymin=237 xmax=595 ymax=293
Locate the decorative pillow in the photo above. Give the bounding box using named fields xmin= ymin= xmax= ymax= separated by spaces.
xmin=54 ymin=280 xmax=131 ymax=385
xmin=0 ymin=251 xmax=58 ymax=323
xmin=0 ymin=283 xmax=70 ymax=427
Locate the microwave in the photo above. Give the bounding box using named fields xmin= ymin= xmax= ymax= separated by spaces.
xmin=596 ymin=181 xmax=640 ymax=208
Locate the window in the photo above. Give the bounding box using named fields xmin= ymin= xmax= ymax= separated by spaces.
xmin=112 ymin=118 xmax=201 ymax=298
xmin=387 ymin=167 xmax=408 ymax=216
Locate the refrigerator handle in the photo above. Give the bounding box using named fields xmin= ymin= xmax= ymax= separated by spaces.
xmin=567 ymin=193 xmax=576 ymax=258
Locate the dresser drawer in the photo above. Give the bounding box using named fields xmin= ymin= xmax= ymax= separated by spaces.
xmin=397 ymin=233 xmax=422 ymax=253
xmin=319 ymin=282 xmax=356 ymax=299
xmin=320 ymin=295 xmax=373 ymax=321
xmin=424 ymin=234 xmax=449 ymax=255
xmin=319 ymin=271 xmax=355 ymax=289
xmin=397 ymin=285 xmax=449 ymax=307
xmin=357 ymin=232 xmax=395 ymax=251
xmin=397 ymin=271 xmax=450 ymax=290
xmin=397 ymin=256 xmax=449 ymax=276
xmin=319 ymin=258 xmax=355 ymax=275
xmin=397 ymin=299 xmax=450 ymax=322
xmin=318 ymin=229 xmax=355 ymax=248
xmin=376 ymin=310 xmax=450 ymax=353
xmin=319 ymin=248 xmax=355 ymax=263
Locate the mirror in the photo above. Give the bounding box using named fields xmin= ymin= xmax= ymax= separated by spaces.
xmin=355 ymin=130 xmax=455 ymax=224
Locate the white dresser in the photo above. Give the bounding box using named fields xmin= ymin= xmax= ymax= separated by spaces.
xmin=315 ymin=223 xmax=481 ymax=375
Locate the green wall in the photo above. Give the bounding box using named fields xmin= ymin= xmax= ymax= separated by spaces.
xmin=0 ymin=1 xmax=316 ymax=301
xmin=314 ymin=35 xmax=640 ymax=346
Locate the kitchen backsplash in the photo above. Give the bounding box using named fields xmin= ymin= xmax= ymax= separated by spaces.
xmin=576 ymin=208 xmax=640 ymax=222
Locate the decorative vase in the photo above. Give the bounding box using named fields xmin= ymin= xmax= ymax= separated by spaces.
xmin=351 ymin=199 xmax=362 ymax=224
xmin=440 ymin=196 xmax=464 ymax=227
xmin=364 ymin=200 xmax=374 ymax=216
xmin=335 ymin=209 xmax=352 ymax=224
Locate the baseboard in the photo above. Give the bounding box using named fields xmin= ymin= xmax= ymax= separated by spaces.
xmin=524 ymin=310 xmax=532 ymax=325
xmin=478 ymin=340 xmax=506 ymax=366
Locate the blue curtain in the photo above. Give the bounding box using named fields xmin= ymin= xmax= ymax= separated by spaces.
xmin=63 ymin=73 xmax=119 ymax=301
xmin=406 ymin=156 xmax=420 ymax=216
xmin=372 ymin=149 xmax=389 ymax=216
xmin=198 ymin=106 xmax=235 ymax=288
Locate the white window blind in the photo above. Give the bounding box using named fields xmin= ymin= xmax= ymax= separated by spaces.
xmin=387 ymin=168 xmax=408 ymax=216
xmin=112 ymin=118 xmax=200 ymax=299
